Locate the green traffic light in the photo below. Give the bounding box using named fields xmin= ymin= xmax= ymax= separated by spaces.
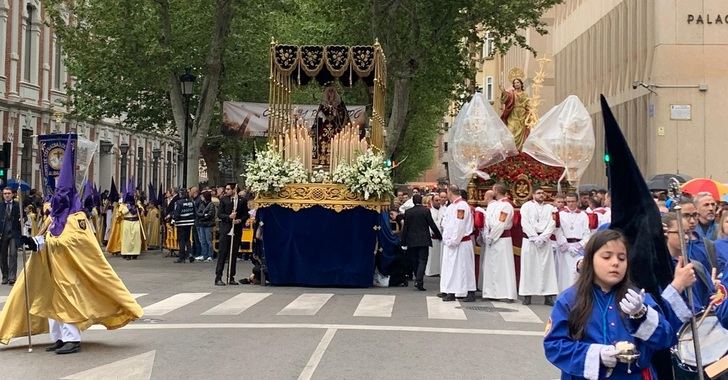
xmin=603 ymin=153 xmax=610 ymax=163
xmin=0 ymin=169 xmax=4 ymax=176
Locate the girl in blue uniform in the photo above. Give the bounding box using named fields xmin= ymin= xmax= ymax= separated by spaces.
xmin=544 ymin=229 xmax=674 ymax=379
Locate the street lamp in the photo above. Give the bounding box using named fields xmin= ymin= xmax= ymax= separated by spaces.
xmin=179 ymin=69 xmax=196 ymax=188
xmin=119 ymin=142 xmax=130 ymax=187
xmin=152 ymin=148 xmax=161 ymax=188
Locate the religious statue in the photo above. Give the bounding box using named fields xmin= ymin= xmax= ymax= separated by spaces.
xmin=500 ymin=69 xmax=531 ymax=151
xmin=311 ymin=85 xmax=351 ymax=166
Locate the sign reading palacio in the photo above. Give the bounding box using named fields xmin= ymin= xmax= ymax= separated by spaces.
xmin=687 ymin=14 xmax=728 ymax=24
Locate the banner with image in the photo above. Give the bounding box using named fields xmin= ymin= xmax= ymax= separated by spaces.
xmin=222 ymin=102 xmax=368 ymax=137
xmin=38 ymin=134 xmax=97 ymax=194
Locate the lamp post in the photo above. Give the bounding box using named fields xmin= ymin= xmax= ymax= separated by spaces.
xmin=119 ymin=142 xmax=130 ymax=187
xmin=179 ymin=70 xmax=196 ymax=188
xmin=152 ymin=148 xmax=161 ymax=188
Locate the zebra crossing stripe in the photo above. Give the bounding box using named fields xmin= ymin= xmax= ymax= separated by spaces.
xmin=277 ymin=293 xmax=333 ymax=316
xmin=202 ymin=292 xmax=272 ymax=316
xmin=490 ymin=301 xmax=543 ymax=323
xmin=132 ymin=293 xmax=148 ymax=299
xmin=426 ymin=296 xmax=467 ymax=320
xmin=142 ymin=293 xmax=210 ymax=316
xmin=353 ymin=295 xmax=395 ymax=318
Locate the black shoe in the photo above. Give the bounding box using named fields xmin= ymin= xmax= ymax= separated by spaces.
xmin=1 ymin=279 xmax=7 ymax=285
xmin=399 ymin=280 xmax=408 ymax=287
xmin=8 ymin=280 xmax=15 ymax=285
xmin=544 ymin=296 xmax=555 ymax=306
xmin=45 ymin=339 xmax=64 ymax=352
xmin=215 ymin=280 xmax=226 ymax=286
xmin=442 ymin=294 xmax=456 ymax=302
xmin=415 ymin=283 xmax=426 ymax=291
xmin=522 ymin=296 xmax=532 ymax=305
xmin=131 ymin=256 xmax=138 ymax=260
xmin=55 ymin=341 xmax=81 ymax=354
xmin=436 ymin=292 xmax=446 ymax=298
xmin=189 ymin=257 xmax=195 ymax=263
xmin=239 ymin=278 xmax=251 ymax=285
xmin=462 ymin=292 xmax=476 ymax=302
xmin=174 ymin=259 xmax=185 ymax=263
xmin=227 ymin=279 xmax=238 ymax=285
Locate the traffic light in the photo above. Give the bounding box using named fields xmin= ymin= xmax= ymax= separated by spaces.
xmin=0 ymin=142 xmax=10 ymax=187
xmin=603 ymin=152 xmax=610 ymax=164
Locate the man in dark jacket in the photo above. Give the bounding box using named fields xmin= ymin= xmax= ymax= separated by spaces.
xmin=172 ymin=187 xmax=196 ymax=263
xmin=0 ymin=187 xmax=22 ymax=285
xmin=400 ymin=194 xmax=442 ymax=291
xmin=195 ymin=191 xmax=216 ymax=261
xmin=214 ymin=183 xmax=248 ymax=286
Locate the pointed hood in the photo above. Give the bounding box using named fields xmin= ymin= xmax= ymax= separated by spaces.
xmin=157 ymin=183 xmax=164 ymax=207
xmin=109 ymin=177 xmax=119 ymax=203
xmin=602 ymin=95 xmax=673 ymax=298
xmin=49 ymin=135 xmax=82 ymax=236
xmin=121 ymin=177 xmax=128 ymax=200
xmin=148 ymin=183 xmax=157 ymax=205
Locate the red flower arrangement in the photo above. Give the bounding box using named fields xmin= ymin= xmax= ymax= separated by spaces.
xmin=475 ymin=152 xmax=565 ymax=190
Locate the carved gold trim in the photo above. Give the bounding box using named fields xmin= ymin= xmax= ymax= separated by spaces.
xmin=254 ymin=183 xmax=389 ymax=213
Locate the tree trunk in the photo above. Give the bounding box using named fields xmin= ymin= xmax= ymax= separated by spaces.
xmin=385 ymin=77 xmax=411 ymax=155
xmin=157 ymin=0 xmax=233 ymax=187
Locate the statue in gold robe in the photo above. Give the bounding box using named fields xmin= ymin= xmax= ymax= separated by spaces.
xmin=500 ymin=78 xmax=531 ymax=151
xmin=311 ymin=86 xmax=350 ymax=166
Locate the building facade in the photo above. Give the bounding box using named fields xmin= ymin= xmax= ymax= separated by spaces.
xmin=0 ymin=0 xmax=180 ymax=194
xmin=439 ymin=0 xmax=728 ymax=186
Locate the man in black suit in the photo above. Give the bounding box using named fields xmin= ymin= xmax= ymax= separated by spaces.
xmin=400 ymin=194 xmax=442 ymax=291
xmin=0 ymin=188 xmax=22 ymax=285
xmin=214 ymin=183 xmax=248 ymax=286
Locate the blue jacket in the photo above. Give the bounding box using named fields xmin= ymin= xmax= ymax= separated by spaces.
xmin=544 ymin=285 xmax=673 ymax=379
xmin=715 ymin=260 xmax=728 ymax=329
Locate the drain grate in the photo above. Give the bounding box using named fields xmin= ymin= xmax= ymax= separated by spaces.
xmin=459 ymin=306 xmax=515 ymax=313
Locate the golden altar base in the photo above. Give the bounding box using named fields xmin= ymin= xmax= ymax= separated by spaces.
xmin=254 ymin=183 xmax=389 ymax=213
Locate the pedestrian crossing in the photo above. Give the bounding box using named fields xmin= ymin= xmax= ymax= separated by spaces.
xmin=119 ymin=292 xmax=546 ymax=323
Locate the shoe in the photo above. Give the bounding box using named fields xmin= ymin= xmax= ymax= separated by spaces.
xmin=45 ymin=339 xmax=64 ymax=352
xmin=399 ymin=280 xmax=408 ymax=287
xmin=131 ymin=256 xmax=138 ymax=260
xmin=55 ymin=341 xmax=81 ymax=354
xmin=544 ymin=296 xmax=555 ymax=306
xmin=436 ymin=292 xmax=446 ymax=298
xmin=522 ymin=296 xmax=532 ymax=306
xmin=442 ymin=294 xmax=456 ymax=302
xmin=205 ymin=258 xmax=213 ymax=262
xmin=8 ymin=280 xmax=14 ymax=285
xmin=195 ymin=256 xmax=204 ymax=261
xmin=462 ymin=292 xmax=476 ymax=302
xmin=189 ymin=257 xmax=195 ymax=263
xmin=227 ymin=279 xmax=239 ymax=285
xmin=415 ymin=283 xmax=426 ymax=291
xmin=2 ymin=279 xmax=8 ymax=285
xmin=239 ymin=278 xmax=251 ymax=285
xmin=174 ymin=259 xmax=185 ymax=263
xmin=215 ymin=280 xmax=226 ymax=286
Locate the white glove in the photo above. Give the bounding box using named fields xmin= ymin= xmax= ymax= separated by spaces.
xmin=568 ymin=243 xmax=582 ymax=257
xmin=401 ymin=246 xmax=408 ymax=251
xmin=527 ymin=236 xmax=538 ymax=242
xmin=619 ymin=289 xmax=646 ymax=317
xmin=559 ymin=243 xmax=569 ymax=253
xmin=485 ymin=236 xmax=493 ymax=246
xmin=600 ymin=345 xmax=619 ymax=368
xmin=536 ymin=235 xmax=549 ymax=246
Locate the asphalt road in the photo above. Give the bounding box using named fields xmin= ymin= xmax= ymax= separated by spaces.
xmin=0 ymin=251 xmax=560 ymax=380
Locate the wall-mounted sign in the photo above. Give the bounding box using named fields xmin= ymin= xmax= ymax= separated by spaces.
xmin=670 ymin=104 xmax=692 ymax=120
xmin=687 ymin=14 xmax=728 ymax=24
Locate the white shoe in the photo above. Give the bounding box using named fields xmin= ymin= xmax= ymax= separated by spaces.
xmin=205 ymin=258 xmax=212 ymax=262
xmin=195 ymin=256 xmax=204 ymax=261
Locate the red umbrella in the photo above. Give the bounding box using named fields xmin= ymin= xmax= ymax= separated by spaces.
xmin=680 ymin=178 xmax=728 ymax=200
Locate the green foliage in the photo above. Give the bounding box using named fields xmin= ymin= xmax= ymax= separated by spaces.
xmin=44 ymin=0 xmax=560 ymax=183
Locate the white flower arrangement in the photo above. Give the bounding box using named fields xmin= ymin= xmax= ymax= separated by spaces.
xmin=286 ymin=158 xmax=309 ymax=184
xmin=244 ymin=145 xmax=292 ymax=194
xmin=310 ymin=168 xmax=332 ymax=183
xmin=334 ymin=149 xmax=393 ymax=200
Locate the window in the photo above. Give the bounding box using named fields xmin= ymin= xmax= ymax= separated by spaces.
xmin=443 ymin=142 xmax=448 ymax=152
xmin=54 ymin=43 xmax=63 ymax=89
xmin=21 ymin=129 xmax=33 ymax=183
xmin=166 ymin=151 xmax=172 ymax=189
xmin=137 ymin=147 xmax=144 ymax=189
xmin=23 ymin=5 xmax=34 ymax=82
xmin=485 ymin=76 xmax=494 ymax=101
xmin=483 ymin=32 xmax=494 ymax=59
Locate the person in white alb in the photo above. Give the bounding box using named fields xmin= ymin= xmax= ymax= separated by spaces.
xmin=554 ymin=192 xmax=591 ymax=292
xmin=439 ymin=185 xmax=477 ymax=302
xmin=518 ymin=187 xmax=558 ymax=305
xmin=425 ymin=193 xmax=445 ymax=276
xmin=481 ymin=183 xmax=518 ymax=302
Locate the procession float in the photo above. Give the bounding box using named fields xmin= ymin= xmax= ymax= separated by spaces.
xmin=245 ymin=40 xmax=391 ymax=287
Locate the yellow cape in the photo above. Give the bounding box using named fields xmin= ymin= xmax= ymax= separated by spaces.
xmin=106 ymin=203 xmax=122 ymax=254
xmin=0 ymin=212 xmax=143 ymax=344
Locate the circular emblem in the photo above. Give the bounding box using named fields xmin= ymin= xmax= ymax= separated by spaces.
xmin=48 ymin=147 xmax=65 ymax=170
